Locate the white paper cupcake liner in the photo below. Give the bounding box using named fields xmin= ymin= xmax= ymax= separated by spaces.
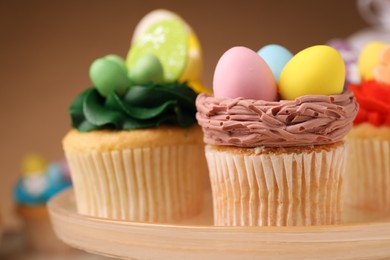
xmin=65 ymin=144 xmax=204 ymax=222
xmin=206 ymin=144 xmax=346 ymax=226
xmin=345 ymin=138 xmax=390 ymax=212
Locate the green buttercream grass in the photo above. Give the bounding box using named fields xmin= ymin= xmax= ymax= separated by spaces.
xmin=69 ymin=82 xmax=198 ymax=132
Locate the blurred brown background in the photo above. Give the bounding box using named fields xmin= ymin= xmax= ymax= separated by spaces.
xmin=0 ymin=0 xmax=367 ymax=227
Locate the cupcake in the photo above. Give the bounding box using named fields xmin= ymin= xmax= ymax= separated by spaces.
xmin=196 ymin=45 xmax=358 ymax=226
xmin=14 ymin=154 xmax=72 ymax=253
xmin=63 ymin=10 xmax=208 ymax=223
xmin=346 ymin=42 xmax=390 ymax=212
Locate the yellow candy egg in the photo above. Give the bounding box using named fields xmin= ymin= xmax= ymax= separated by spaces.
xmin=22 ymin=154 xmax=47 ymax=176
xmin=358 ymin=41 xmax=387 ymax=81
xmin=279 ymin=45 xmax=345 ymax=100
xmin=179 ymin=32 xmax=203 ymax=82
xmin=187 ymin=80 xmax=212 ymax=95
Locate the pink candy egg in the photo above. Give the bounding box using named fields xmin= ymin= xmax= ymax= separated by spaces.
xmin=213 ymin=46 xmax=277 ymax=101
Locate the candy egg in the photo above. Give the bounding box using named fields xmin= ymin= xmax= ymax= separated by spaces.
xmin=130 ymin=9 xmax=202 ymax=83
xmin=105 ymin=54 xmax=127 ymax=67
xmin=128 ymin=54 xmax=164 ymax=85
xmin=358 ymin=41 xmax=387 ymax=81
xmin=373 ymin=45 xmax=390 ymax=85
xmin=127 ymin=19 xmax=188 ymax=83
xmin=89 ymin=55 xmax=131 ymax=97
xmin=46 ymin=163 xmax=64 ymax=184
xmin=22 ymin=175 xmax=47 ymax=197
xmin=187 ymin=80 xmax=212 ymax=95
xmin=131 ymin=9 xmax=184 ymax=43
xmin=213 ymin=46 xmax=277 ymax=100
xmin=22 ymin=154 xmax=47 ymax=176
xmin=257 ymin=44 xmax=293 ymax=82
xmin=279 ymin=45 xmax=345 ymax=100
xmin=179 ymin=32 xmax=203 ymax=82
xmin=327 ymin=38 xmax=359 ymax=86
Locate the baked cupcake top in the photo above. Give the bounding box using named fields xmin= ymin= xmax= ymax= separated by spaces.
xmin=69 ymin=10 xmax=210 ymax=132
xmin=14 ymin=155 xmax=71 ymax=206
xmin=349 ymin=42 xmax=390 ymax=127
xmin=196 ymin=45 xmax=358 ymax=148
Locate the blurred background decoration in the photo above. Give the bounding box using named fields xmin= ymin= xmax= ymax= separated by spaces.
xmin=0 ymin=0 xmax=389 ymax=257
xmin=350 ymin=0 xmax=390 ymax=49
xmin=325 ymin=0 xmax=390 ymax=86
xmin=14 ymin=155 xmax=71 ymax=206
xmin=1 ymin=154 xmax=73 ymax=258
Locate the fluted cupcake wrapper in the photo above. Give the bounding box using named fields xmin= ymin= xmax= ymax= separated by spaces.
xmin=206 ymin=144 xmax=346 ymax=226
xmin=346 ymin=138 xmax=390 ymax=212
xmin=65 ymin=144 xmax=204 ymax=223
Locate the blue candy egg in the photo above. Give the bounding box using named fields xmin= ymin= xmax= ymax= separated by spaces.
xmin=258 ymin=44 xmax=293 ymax=82
xmin=46 ymin=162 xmax=64 ymax=184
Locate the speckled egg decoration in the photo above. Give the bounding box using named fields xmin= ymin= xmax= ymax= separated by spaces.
xmin=213 ymin=46 xmax=277 ymax=101
xmin=279 ymin=45 xmax=345 ymax=100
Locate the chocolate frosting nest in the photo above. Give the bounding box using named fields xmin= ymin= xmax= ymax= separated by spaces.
xmin=196 ymin=91 xmax=358 ymax=148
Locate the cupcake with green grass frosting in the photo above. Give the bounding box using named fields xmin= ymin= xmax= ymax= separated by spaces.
xmin=63 ymin=9 xmax=208 ymax=223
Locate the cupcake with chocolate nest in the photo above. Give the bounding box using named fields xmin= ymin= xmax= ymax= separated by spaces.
xmin=196 ymin=45 xmax=358 ymax=226
xmin=346 ymin=41 xmax=390 ymax=212
xmin=63 ymin=10 xmax=208 ymax=223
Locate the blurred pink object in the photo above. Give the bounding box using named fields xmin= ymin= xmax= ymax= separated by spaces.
xmin=60 ymin=159 xmax=72 ymax=182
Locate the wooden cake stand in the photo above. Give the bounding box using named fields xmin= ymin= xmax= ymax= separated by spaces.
xmin=48 ymin=189 xmax=390 ymax=260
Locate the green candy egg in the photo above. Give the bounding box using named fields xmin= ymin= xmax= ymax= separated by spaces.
xmin=89 ymin=55 xmax=131 ymax=97
xmin=105 ymin=54 xmax=126 ymax=67
xmin=128 ymin=54 xmax=164 ymax=85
